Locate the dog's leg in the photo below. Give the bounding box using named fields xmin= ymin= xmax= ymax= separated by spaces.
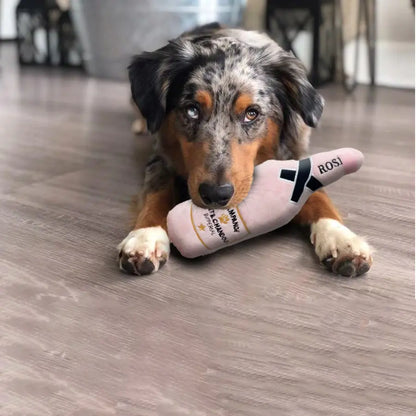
xmin=118 ymin=156 xmax=174 ymax=275
xmin=293 ymin=190 xmax=373 ymax=277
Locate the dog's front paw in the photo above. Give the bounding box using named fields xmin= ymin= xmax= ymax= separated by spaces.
xmin=117 ymin=226 xmax=170 ymax=275
xmin=311 ymin=218 xmax=373 ymax=277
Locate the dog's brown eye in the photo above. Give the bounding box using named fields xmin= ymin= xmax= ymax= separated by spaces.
xmin=244 ymin=108 xmax=259 ymax=123
xmin=186 ymin=105 xmax=200 ymax=120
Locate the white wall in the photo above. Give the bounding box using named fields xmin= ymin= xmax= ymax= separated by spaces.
xmin=377 ymin=0 xmax=414 ymax=42
xmin=344 ymin=0 xmax=415 ymax=88
xmin=0 ymin=0 xmax=18 ymax=39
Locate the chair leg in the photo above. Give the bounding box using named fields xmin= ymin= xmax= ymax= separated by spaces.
xmin=311 ymin=3 xmax=321 ymax=86
xmin=364 ymin=0 xmax=376 ymax=86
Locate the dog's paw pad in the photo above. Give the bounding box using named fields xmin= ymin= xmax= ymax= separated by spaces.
xmin=336 ymin=259 xmax=356 ymax=277
xmin=324 ymin=255 xmax=372 ymax=277
xmin=119 ymin=253 xmax=157 ymax=275
xmin=117 ymin=227 xmax=170 ymax=276
xmin=356 ymin=260 xmax=371 ymax=275
xmin=322 ymin=256 xmax=335 ymax=271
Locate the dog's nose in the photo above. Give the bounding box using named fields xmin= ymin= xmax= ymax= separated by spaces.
xmin=199 ymin=183 xmax=234 ymax=206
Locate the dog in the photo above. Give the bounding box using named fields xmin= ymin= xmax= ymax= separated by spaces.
xmin=118 ymin=23 xmax=373 ymax=277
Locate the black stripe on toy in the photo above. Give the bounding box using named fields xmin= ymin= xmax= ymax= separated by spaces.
xmin=306 ymin=175 xmax=323 ymax=192
xmin=279 ymin=158 xmax=324 ymax=203
xmin=291 ymin=158 xmax=311 ymax=203
xmin=280 ymin=169 xmax=296 ymax=181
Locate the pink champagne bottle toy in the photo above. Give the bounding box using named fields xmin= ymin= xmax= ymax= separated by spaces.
xmin=167 ymin=148 xmax=364 ymax=258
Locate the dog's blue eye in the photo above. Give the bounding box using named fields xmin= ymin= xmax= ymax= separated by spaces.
xmin=244 ymin=108 xmax=259 ymax=123
xmin=186 ymin=105 xmax=199 ymax=120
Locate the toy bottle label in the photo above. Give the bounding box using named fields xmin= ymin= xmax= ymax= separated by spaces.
xmin=190 ymin=205 xmax=250 ymax=249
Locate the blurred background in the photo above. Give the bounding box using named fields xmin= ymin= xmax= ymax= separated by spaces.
xmin=0 ymin=0 xmax=414 ymax=90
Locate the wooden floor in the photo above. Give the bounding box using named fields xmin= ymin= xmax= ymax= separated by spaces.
xmin=1 ymin=43 xmax=415 ymax=416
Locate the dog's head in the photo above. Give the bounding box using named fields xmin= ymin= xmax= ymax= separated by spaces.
xmin=129 ymin=29 xmax=324 ymax=208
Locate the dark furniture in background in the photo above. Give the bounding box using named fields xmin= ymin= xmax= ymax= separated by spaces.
xmin=265 ymin=0 xmax=376 ymax=92
xmin=337 ymin=0 xmax=376 ymax=92
xmin=266 ymin=0 xmax=337 ymax=87
xmin=16 ymin=0 xmax=81 ymax=67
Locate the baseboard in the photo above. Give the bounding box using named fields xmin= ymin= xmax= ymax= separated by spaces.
xmin=344 ymin=38 xmax=415 ymax=89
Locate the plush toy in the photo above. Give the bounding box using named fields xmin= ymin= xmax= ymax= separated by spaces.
xmin=167 ymin=148 xmax=364 ymax=258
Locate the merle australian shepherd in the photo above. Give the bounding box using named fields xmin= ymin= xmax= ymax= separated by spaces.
xmin=118 ymin=23 xmax=373 ymax=277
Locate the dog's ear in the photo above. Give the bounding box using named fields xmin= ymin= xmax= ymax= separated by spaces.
xmin=267 ymin=51 xmax=324 ymax=127
xmin=129 ymin=41 xmax=193 ymax=134
xmin=128 ymin=50 xmax=167 ymax=134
